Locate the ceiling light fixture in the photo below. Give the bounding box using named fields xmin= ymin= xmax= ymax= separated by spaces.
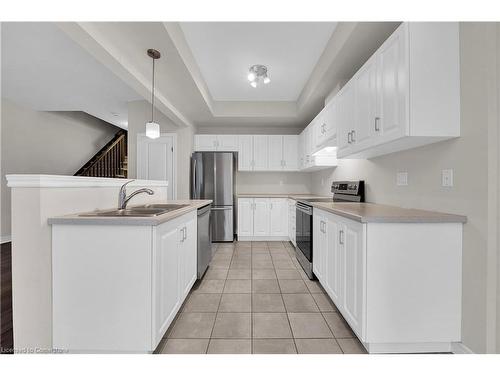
xmin=247 ymin=65 xmax=270 ymax=88
xmin=146 ymin=48 xmax=161 ymax=139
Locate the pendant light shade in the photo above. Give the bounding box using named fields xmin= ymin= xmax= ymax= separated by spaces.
xmin=146 ymin=48 xmax=161 ymax=139
xmin=146 ymin=121 xmax=160 ymax=139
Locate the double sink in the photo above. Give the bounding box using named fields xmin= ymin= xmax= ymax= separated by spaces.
xmin=79 ymin=203 xmax=189 ymax=217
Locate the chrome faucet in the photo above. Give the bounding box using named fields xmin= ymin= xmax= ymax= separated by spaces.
xmin=118 ymin=180 xmax=154 ymax=209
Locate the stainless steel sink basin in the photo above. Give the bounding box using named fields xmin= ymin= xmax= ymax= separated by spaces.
xmin=78 ymin=204 xmax=189 ymax=217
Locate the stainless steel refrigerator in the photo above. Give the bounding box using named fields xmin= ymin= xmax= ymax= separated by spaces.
xmin=191 ymin=152 xmax=235 ymax=242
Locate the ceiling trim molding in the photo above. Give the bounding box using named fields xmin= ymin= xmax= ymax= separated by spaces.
xmin=163 ymin=22 xmax=215 ymax=114
xmin=56 ymin=22 xmax=194 ymax=129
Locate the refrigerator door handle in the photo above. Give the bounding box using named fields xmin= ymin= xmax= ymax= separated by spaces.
xmin=211 ymin=207 xmax=232 ymax=210
xmin=192 ymin=158 xmax=197 ymax=199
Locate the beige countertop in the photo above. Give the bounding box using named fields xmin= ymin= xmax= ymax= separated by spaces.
xmin=311 ymin=202 xmax=467 ymax=223
xmin=48 ymin=200 xmax=213 ymax=226
xmin=237 ymin=193 xmax=330 ymax=200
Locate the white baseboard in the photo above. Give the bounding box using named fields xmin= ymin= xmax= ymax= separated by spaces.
xmin=238 ymin=236 xmax=290 ymax=241
xmin=0 ymin=235 xmax=11 ymax=244
xmin=451 ymin=342 xmax=474 ymax=354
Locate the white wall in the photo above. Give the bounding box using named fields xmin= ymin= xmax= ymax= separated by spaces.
xmin=310 ymin=23 xmax=498 ymax=353
xmin=127 ymin=100 xmax=194 ymax=199
xmin=0 ymin=98 xmax=119 ymax=240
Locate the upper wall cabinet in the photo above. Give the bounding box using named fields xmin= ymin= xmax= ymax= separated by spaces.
xmin=194 ymin=135 xmax=239 ymax=151
xmin=336 ymin=22 xmax=460 ymax=159
xmin=237 ymin=135 xmax=299 ymax=172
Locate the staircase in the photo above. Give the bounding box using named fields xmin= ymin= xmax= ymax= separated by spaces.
xmin=74 ymin=130 xmax=128 ymax=178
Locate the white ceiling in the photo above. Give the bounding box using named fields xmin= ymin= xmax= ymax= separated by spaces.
xmin=179 ymin=22 xmax=337 ymax=102
xmin=1 ymin=22 xmax=142 ymax=128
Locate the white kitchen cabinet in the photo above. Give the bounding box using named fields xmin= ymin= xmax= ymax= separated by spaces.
xmin=376 ymin=24 xmax=407 ymax=144
xmin=180 ymin=214 xmax=197 ymax=300
xmin=312 ymin=211 xmax=327 ymax=283
xmin=283 ymin=135 xmax=299 ymax=171
xmin=194 ymin=135 xmax=218 ymax=151
xmin=313 ymin=207 xmax=463 ymax=353
xmin=237 ymin=198 xmax=254 ymax=236
xmin=336 ymin=22 xmax=460 ymax=159
xmin=253 ymin=198 xmax=270 ymax=236
xmin=237 ymin=197 xmax=289 ymax=241
xmin=238 ymin=135 xmax=253 ymax=171
xmin=339 ymin=218 xmax=365 ymax=338
xmin=267 ymin=135 xmax=299 ymax=171
xmin=154 ymin=221 xmax=181 ymax=346
xmin=194 ymin=135 xmax=238 ymax=151
xmin=268 ymin=135 xmax=284 ymax=170
xmin=252 ymin=136 xmax=269 ymax=171
xmin=353 ymin=55 xmax=378 ymax=151
xmin=52 ymin=210 xmax=198 ymax=353
xmin=337 ymin=81 xmax=355 ymax=154
xmin=315 ymin=100 xmax=337 ymax=149
xmin=216 ymin=135 xmax=239 ymax=151
xmin=269 ymin=198 xmax=288 ymax=236
xmin=313 ymin=211 xmax=366 ymax=340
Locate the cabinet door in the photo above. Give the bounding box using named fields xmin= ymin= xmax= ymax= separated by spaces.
xmin=268 ymin=135 xmax=283 ymax=170
xmin=377 ymin=24 xmax=408 ymax=142
xmin=238 ymin=135 xmax=253 ymax=171
xmin=354 ymin=56 xmax=378 ymax=150
xmin=180 ymin=215 xmax=197 ymax=299
xmin=154 ymin=223 xmax=181 ymax=344
xmin=336 ymin=83 xmax=355 ymax=154
xmin=237 ymin=198 xmax=254 ymax=237
xmin=269 ymin=199 xmax=288 ymax=237
xmin=253 ymin=136 xmax=269 ymax=171
xmin=325 ymin=216 xmax=342 ymax=305
xmin=323 ymin=100 xmax=337 ymax=142
xmin=253 ymin=198 xmax=270 ymax=236
xmin=312 ymin=212 xmax=325 ymax=282
xmin=342 ymin=220 xmax=365 ymax=337
xmin=283 ymin=135 xmax=299 ymax=171
xmin=194 ymin=135 xmax=217 ymax=151
xmin=217 ymin=135 xmax=239 ymax=151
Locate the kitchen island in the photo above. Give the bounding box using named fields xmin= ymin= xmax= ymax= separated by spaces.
xmin=48 ymin=199 xmax=211 ymax=353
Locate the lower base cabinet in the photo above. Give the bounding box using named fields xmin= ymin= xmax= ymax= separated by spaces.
xmin=313 ymin=208 xmax=462 ymax=353
xmin=237 ymin=198 xmax=288 ymax=241
xmin=52 ymin=211 xmax=197 ymax=353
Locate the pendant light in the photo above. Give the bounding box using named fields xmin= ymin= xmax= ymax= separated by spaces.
xmin=146 ymin=48 xmax=161 ymax=139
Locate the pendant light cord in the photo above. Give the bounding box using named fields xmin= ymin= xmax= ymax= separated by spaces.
xmin=151 ymin=57 xmax=155 ymax=123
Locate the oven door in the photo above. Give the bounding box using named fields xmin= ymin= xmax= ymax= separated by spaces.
xmin=296 ymin=204 xmax=313 ymax=262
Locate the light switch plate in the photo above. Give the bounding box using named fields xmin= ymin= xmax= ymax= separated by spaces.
xmin=397 ymin=172 xmax=408 ymax=186
xmin=442 ymin=169 xmax=454 ymax=187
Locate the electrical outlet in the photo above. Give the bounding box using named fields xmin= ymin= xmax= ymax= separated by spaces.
xmin=397 ymin=172 xmax=408 ymax=186
xmin=442 ymin=169 xmax=454 ymax=187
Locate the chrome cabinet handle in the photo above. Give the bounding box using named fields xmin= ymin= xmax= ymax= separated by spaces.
xmin=351 ymin=130 xmax=356 ymax=142
xmin=339 ymin=229 xmax=344 ymax=245
xmin=347 ymin=132 xmax=352 ymax=144
xmin=183 ymin=226 xmax=187 ymax=241
xmin=375 ymin=117 xmax=381 ymax=132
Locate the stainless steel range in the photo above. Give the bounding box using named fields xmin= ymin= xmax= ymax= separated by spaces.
xmin=295 ymin=180 xmax=365 ymax=279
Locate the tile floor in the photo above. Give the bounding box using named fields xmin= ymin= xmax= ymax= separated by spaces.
xmin=155 ymin=241 xmax=367 ymax=354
